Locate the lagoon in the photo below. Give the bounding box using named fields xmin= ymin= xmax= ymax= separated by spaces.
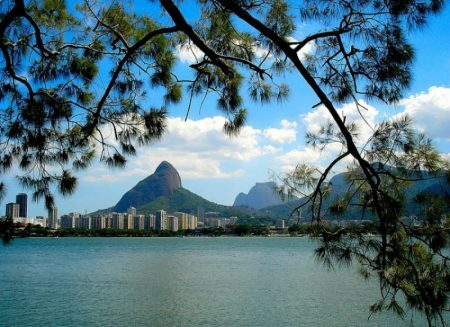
xmin=0 ymin=237 xmax=431 ymax=326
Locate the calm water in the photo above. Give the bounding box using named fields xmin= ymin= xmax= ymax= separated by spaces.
xmin=0 ymin=237 xmax=432 ymax=326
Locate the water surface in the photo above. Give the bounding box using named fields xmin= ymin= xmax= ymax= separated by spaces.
xmin=0 ymin=237 xmax=431 ymax=326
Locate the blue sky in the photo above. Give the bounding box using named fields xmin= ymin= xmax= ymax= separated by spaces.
xmin=2 ymin=2 xmax=450 ymax=217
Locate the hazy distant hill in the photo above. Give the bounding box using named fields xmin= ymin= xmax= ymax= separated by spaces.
xmin=233 ymin=182 xmax=286 ymax=209
xmin=260 ymin=168 xmax=450 ymax=220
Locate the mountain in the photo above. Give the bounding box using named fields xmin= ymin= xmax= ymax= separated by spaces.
xmin=233 ymin=182 xmax=287 ymax=209
xmin=138 ymin=188 xmax=250 ymax=217
xmin=259 ymin=168 xmax=450 ymax=220
xmin=99 ymin=161 xmax=448 ymax=221
xmin=112 ymin=161 xmax=182 ymax=212
xmin=98 ymin=161 xmax=255 ymax=219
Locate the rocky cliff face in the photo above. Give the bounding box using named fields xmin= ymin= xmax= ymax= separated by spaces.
xmin=233 ymin=182 xmax=284 ymax=209
xmin=113 ymin=161 xmax=182 ymax=212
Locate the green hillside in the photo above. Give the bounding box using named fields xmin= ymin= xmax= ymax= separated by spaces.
xmin=137 ymin=188 xmax=252 ymax=217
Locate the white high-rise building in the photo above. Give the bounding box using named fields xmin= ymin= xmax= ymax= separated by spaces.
xmin=111 ymin=213 xmax=124 ymax=229
xmin=60 ymin=212 xmax=80 ymax=228
xmin=174 ymin=212 xmax=189 ymax=230
xmin=104 ymin=216 xmax=113 ymax=229
xmin=48 ymin=207 xmax=58 ymax=229
xmin=72 ymin=212 xmax=81 ymax=228
xmin=145 ymin=214 xmax=155 ymax=230
xmin=79 ymin=215 xmax=91 ymax=229
xmin=134 ymin=214 xmax=145 ymax=230
xmin=123 ymin=214 xmax=134 ymax=230
xmin=188 ymin=215 xmax=198 ymax=230
xmin=91 ymin=215 xmax=106 ymax=230
xmin=34 ymin=216 xmax=46 ymax=227
xmin=167 ymin=215 xmax=178 ymax=232
xmin=127 ymin=207 xmax=136 ymax=216
xmin=155 ymin=210 xmax=167 ymax=231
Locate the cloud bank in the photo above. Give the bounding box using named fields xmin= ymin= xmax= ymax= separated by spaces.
xmin=82 ymin=86 xmax=450 ymax=186
xmin=82 ymin=116 xmax=296 ymax=182
xmin=396 ymin=86 xmax=450 ymax=140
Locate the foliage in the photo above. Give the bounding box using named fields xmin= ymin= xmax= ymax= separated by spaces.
xmin=279 ymin=115 xmax=450 ymax=325
xmin=0 ymin=218 xmax=14 ymax=244
xmin=0 ymin=0 xmax=443 ymax=202
xmin=8 ymin=224 xmax=272 ymax=237
xmin=233 ymin=224 xmax=269 ymax=236
xmin=202 ymin=226 xmax=226 ymax=236
xmin=1 ymin=0 xmax=449 ymax=324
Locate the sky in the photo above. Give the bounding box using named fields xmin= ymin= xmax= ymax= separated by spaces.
xmin=2 ymin=2 xmax=450 ymax=217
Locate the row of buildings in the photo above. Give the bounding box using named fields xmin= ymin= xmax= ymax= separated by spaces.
xmin=203 ymin=212 xmax=238 ymax=227
xmin=3 ymin=193 xmax=240 ymax=231
xmin=58 ymin=208 xmax=198 ymax=232
xmin=5 ymin=193 xmax=28 ymax=219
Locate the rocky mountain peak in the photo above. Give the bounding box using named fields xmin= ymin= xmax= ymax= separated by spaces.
xmin=233 ymin=181 xmax=285 ymax=209
xmin=113 ymin=161 xmax=182 ymax=212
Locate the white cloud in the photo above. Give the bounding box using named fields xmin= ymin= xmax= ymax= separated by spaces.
xmin=263 ymin=127 xmax=296 ymax=144
xmin=82 ymin=116 xmax=282 ymax=182
xmin=298 ymin=41 xmax=315 ymax=59
xmin=274 ymin=100 xmax=379 ymax=175
xmin=159 ymin=117 xmax=277 ymax=161
xmin=277 ymin=147 xmax=325 ymax=172
xmin=252 ymin=43 xmax=270 ymax=58
xmin=80 ymin=86 xmax=450 ymax=187
xmin=302 ymin=100 xmax=378 ymax=147
xmin=176 ymin=40 xmax=204 ymax=64
xmin=82 ymin=168 xmax=149 ymax=183
xmin=175 ymin=36 xmax=315 ymax=65
xmin=397 ymin=86 xmax=450 ymax=140
xmin=286 ymin=36 xmax=316 ymax=60
xmin=281 ymin=119 xmax=297 ymax=129
xmin=263 ymin=119 xmax=297 ymax=144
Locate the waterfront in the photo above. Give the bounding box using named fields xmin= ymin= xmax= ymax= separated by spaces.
xmin=0 ymin=237 xmax=431 ymax=326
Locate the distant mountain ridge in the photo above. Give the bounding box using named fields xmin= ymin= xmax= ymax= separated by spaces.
xmin=233 ymin=182 xmax=288 ymax=209
xmin=258 ymin=168 xmax=450 ymax=219
xmin=96 ymin=162 xmax=449 ymax=221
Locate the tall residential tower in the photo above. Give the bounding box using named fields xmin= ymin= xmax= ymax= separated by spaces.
xmin=48 ymin=207 xmax=58 ymax=229
xmin=16 ymin=193 xmax=27 ymax=218
xmin=6 ymin=203 xmax=20 ymax=219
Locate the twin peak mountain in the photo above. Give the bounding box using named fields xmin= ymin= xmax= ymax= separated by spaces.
xmin=107 ymin=161 xmax=261 ymax=217
xmin=113 ymin=161 xmax=182 ymax=212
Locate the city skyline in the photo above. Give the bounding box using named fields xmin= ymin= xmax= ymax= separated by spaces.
xmin=5 ymin=202 xmax=206 ymax=232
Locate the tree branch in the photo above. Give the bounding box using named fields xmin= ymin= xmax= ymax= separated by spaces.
xmin=88 ymin=25 xmax=178 ymax=132
xmin=160 ymin=0 xmax=234 ymax=76
xmin=0 ymin=0 xmax=34 ymax=97
xmin=292 ymin=151 xmax=350 ymax=217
